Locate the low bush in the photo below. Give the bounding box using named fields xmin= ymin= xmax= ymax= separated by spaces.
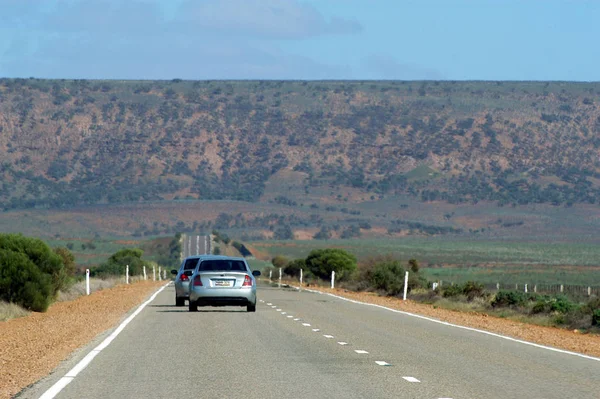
xmin=592 ymin=309 xmax=600 ymax=326
xmin=492 ymin=290 xmax=527 ymax=308
xmin=443 ymin=284 xmax=463 ymax=298
xmin=549 ymin=296 xmax=577 ymax=314
xmin=442 ymin=281 xmax=485 ymax=301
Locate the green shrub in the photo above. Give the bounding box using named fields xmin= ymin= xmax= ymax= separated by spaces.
xmin=492 ymin=290 xmax=526 ymax=308
xmin=531 ymin=300 xmax=548 ymax=314
xmin=91 ymin=248 xmax=145 ymax=278
xmin=370 ymin=260 xmax=406 ymax=296
xmin=592 ymin=309 xmax=600 ymax=326
xmin=0 ymin=233 xmax=67 ymax=296
xmin=305 ymin=248 xmax=357 ymax=281
xmin=462 ymin=281 xmax=485 ymax=301
xmin=443 ymin=284 xmax=464 ymax=298
xmin=0 ymin=249 xmax=53 ymax=311
xmin=283 ymin=258 xmax=305 ymax=278
xmin=549 ymin=296 xmax=577 ymax=314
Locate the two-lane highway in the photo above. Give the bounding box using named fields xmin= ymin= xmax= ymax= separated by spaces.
xmin=23 ymin=283 xmax=600 ymax=399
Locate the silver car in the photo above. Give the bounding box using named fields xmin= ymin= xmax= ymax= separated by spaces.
xmin=188 ymin=256 xmax=261 ymax=312
xmin=171 ymin=256 xmax=204 ymax=306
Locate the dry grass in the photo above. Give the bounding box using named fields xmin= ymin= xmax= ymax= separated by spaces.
xmin=0 ymin=301 xmax=31 ymax=322
xmin=57 ymin=275 xmax=153 ymax=302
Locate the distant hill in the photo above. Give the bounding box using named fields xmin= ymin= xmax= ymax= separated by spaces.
xmin=1 ymin=78 xmax=599 ymax=212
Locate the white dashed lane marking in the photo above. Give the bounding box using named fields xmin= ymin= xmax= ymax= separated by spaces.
xmin=338 ymin=342 xmax=348 ymax=346
xmin=375 ymin=361 xmax=391 ymax=366
xmin=402 ymin=377 xmax=420 ymax=382
xmin=312 ymin=328 xmax=320 ymax=332
xmin=323 ymin=335 xmax=335 ymax=339
xmin=276 ymin=309 xmax=282 ymax=311
xmin=302 ymin=323 xmax=311 ymax=327
xmin=287 ymin=315 xmax=294 ymax=318
xmin=281 ymin=312 xmax=287 ymax=315
xmin=293 ymin=318 xmax=300 ymax=321
xmin=355 ymin=350 xmax=369 ymax=354
xmin=266 ymin=303 xmax=272 ymax=306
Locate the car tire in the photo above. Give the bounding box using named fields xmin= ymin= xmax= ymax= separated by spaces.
xmin=247 ymin=304 xmax=256 ymax=312
xmin=188 ymin=300 xmax=198 ymax=312
xmin=175 ymin=297 xmax=185 ymax=307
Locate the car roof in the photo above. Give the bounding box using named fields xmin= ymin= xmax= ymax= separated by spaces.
xmin=183 ymin=255 xmax=246 ymax=262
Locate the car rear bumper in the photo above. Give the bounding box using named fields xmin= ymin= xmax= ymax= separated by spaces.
xmin=190 ymin=287 xmax=256 ymax=306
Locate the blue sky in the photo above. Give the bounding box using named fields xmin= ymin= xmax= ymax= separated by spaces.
xmin=0 ymin=0 xmax=598 ymax=81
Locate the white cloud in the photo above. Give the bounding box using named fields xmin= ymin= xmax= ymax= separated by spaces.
xmin=174 ymin=0 xmax=363 ymax=39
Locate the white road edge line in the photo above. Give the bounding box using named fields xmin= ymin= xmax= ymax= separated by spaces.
xmin=402 ymin=376 xmax=420 ymax=382
xmin=302 ymin=288 xmax=600 ymax=363
xmin=39 ymin=282 xmax=171 ymax=399
xmin=375 ymin=361 xmax=391 ymax=366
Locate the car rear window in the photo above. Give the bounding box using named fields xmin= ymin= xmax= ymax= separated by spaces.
xmin=198 ymin=260 xmax=247 ymax=272
xmin=183 ymin=258 xmax=199 ymax=270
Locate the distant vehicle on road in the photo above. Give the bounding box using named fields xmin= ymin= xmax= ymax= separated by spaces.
xmin=187 ymin=256 xmax=261 ymax=312
xmin=171 ymin=255 xmax=204 ymax=306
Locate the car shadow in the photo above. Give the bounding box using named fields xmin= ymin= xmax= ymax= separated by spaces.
xmin=156 ymin=309 xmax=249 ymax=313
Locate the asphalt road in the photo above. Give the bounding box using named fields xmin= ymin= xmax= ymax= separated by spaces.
xmin=24 ymin=283 xmax=600 ymax=399
xmin=182 ymin=234 xmax=210 ymax=258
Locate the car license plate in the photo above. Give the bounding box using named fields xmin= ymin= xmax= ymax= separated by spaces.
xmin=214 ymin=280 xmax=232 ymax=287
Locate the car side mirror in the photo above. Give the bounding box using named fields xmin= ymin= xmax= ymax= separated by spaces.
xmin=184 ymin=270 xmax=193 ymax=276
xmin=170 ymin=269 xmax=178 ymax=275
xmin=252 ymin=270 xmax=261 ymax=277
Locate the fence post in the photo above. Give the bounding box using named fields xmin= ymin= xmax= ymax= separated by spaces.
xmin=560 ymin=284 xmax=564 ymax=293
xmin=331 ymin=271 xmax=335 ymax=289
xmin=126 ymin=265 xmax=129 ymax=284
xmin=525 ymin=284 xmax=528 ymax=293
xmin=403 ymin=271 xmax=409 ymax=301
xmin=153 ymin=266 xmax=156 ymax=281
xmin=143 ymin=266 xmax=147 ymax=281
xmin=300 ymin=269 xmax=303 ymax=286
xmin=278 ymin=267 xmax=282 ymax=288
xmin=86 ymin=269 xmax=90 ymax=295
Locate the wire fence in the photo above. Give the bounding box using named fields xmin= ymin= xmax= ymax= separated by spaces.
xmin=438 ymin=281 xmax=600 ymax=297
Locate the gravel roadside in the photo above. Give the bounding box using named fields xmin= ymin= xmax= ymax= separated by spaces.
xmin=0 ymin=281 xmax=165 ymax=399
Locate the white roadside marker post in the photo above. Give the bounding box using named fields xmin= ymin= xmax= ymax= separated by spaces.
xmin=300 ymin=269 xmax=303 ymax=286
xmin=126 ymin=265 xmax=129 ymax=285
xmin=163 ymin=269 xmax=166 ymax=280
xmin=153 ymin=265 xmax=156 ymax=281
xmin=143 ymin=266 xmax=147 ymax=281
xmin=278 ymin=267 xmax=282 ymax=288
xmin=269 ymin=269 xmax=272 ymax=282
xmin=158 ymin=266 xmax=162 ymax=281
xmin=331 ymin=271 xmax=335 ymax=289
xmin=86 ymin=269 xmax=90 ymax=295
xmin=403 ymin=271 xmax=409 ymax=301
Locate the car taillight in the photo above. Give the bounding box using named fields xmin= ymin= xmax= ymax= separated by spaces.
xmin=242 ymin=275 xmax=252 ymax=287
xmin=193 ymin=275 xmax=203 ymax=286
xmin=180 ymin=274 xmax=189 ymax=281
